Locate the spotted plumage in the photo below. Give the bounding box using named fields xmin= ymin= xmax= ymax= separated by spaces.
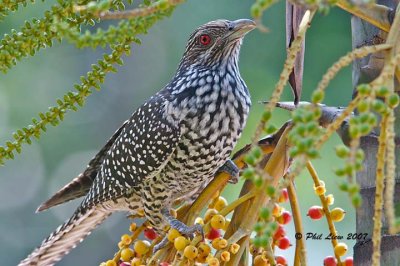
xmin=20 ymin=19 xmax=255 ymax=266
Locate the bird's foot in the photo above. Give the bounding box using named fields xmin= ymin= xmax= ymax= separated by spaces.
xmin=217 ymin=159 xmax=240 ymax=184
xmin=153 ymin=210 xmax=204 ymax=253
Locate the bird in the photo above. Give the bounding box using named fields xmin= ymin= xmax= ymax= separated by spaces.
xmin=19 ymin=18 xmax=255 ymax=266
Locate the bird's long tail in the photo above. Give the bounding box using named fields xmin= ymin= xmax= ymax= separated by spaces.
xmin=19 ymin=206 xmax=110 ymax=266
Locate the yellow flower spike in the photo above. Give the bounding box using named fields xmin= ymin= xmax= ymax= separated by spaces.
xmin=105 ymin=260 xmax=117 ymax=266
xmin=174 ymin=236 xmax=189 ymax=250
xmin=183 ymin=245 xmax=198 ymax=260
xmin=198 ymin=243 xmax=211 ymax=256
xmin=330 ymin=208 xmax=346 ymax=222
xmin=229 ymin=243 xmax=240 ymax=254
xmin=207 ymin=257 xmax=220 ymax=266
xmin=334 ymin=242 xmax=348 ymax=257
xmin=167 ymin=228 xmax=181 ymax=242
xmin=210 ymin=214 xmax=226 ymax=230
xmin=120 ymin=248 xmax=134 ymax=262
xmin=214 ymin=196 xmax=228 ymax=211
xmin=129 ymin=223 xmax=137 ymax=232
xmin=130 ymin=258 xmax=141 ymax=266
xmin=133 ymin=240 xmax=150 ymax=255
xmin=254 ymin=254 xmax=269 ymax=266
xmin=120 ymin=234 xmax=132 ymax=245
xmin=204 ymin=208 xmax=218 ymax=223
xmin=326 ymin=194 xmax=335 ymax=205
xmin=220 ymin=251 xmax=230 ymax=262
xmin=211 ymin=238 xmax=228 ymax=250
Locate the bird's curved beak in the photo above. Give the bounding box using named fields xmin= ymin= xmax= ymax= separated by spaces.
xmin=227 ymin=19 xmax=256 ymax=41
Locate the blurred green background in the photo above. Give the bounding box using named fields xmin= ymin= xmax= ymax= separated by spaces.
xmin=0 ymin=0 xmax=355 ymax=265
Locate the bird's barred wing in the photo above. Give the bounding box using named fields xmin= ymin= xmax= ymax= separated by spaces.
xmin=36 ymin=121 xmax=129 ymax=212
xmin=83 ymin=95 xmax=181 ymax=205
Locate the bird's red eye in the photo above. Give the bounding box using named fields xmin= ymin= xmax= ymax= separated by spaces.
xmin=199 ymin=34 xmax=211 ymax=45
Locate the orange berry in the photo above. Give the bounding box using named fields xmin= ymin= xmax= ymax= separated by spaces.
xmin=121 ymin=234 xmax=132 ymax=245
xmin=254 ymin=254 xmax=268 ymax=266
xmin=167 ymin=228 xmax=181 ymax=242
xmin=326 ymin=194 xmax=335 ymax=205
xmin=174 ymin=236 xmax=189 ymax=250
xmin=198 ymin=243 xmax=211 ymax=256
xmin=120 ymin=248 xmax=134 ymax=262
xmin=129 ymin=223 xmax=137 ymax=232
xmin=229 ymin=243 xmax=240 ymax=254
xmin=272 ymin=203 xmax=282 ymax=217
xmin=212 ymin=238 xmax=228 ymax=250
xmin=210 ymin=214 xmax=226 ymax=229
xmin=183 ymin=245 xmax=198 ymax=260
xmin=133 ymin=240 xmax=150 ymax=255
xmin=278 ymin=188 xmax=289 ymax=203
xmin=214 ymin=197 xmax=228 ymax=211
xmin=105 ymin=260 xmax=117 ymax=266
xmin=204 ymin=208 xmax=218 ymax=223
xmin=220 ymin=251 xmax=230 ymax=262
xmin=207 ymin=257 xmax=220 ymax=266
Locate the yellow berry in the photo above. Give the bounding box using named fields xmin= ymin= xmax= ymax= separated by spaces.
xmin=120 ymin=248 xmax=134 ymax=262
xmin=167 ymin=228 xmax=181 ymax=242
xmin=214 ymin=197 xmax=228 ymax=211
xmin=211 ymin=214 xmax=226 ymax=230
xmin=229 ymin=243 xmax=240 ymax=254
xmin=212 ymin=238 xmax=228 ymax=250
xmin=183 ymin=245 xmax=198 ymax=260
xmin=220 ymin=251 xmax=230 ymax=262
xmin=198 ymin=243 xmax=211 ymax=256
xmin=133 ymin=240 xmax=150 ymax=255
xmin=204 ymin=208 xmax=218 ymax=223
xmin=100 ymin=263 xmax=106 ymax=266
xmin=254 ymin=254 xmax=268 ymax=266
xmin=207 ymin=257 xmax=220 ymax=266
xmin=334 ymin=242 xmax=348 ymax=257
xmin=330 ymin=207 xmax=346 ymax=222
xmin=314 ymin=185 xmax=326 ymax=195
xmin=195 ymin=217 xmax=204 ymax=225
xmin=121 ymin=234 xmax=132 ymax=245
xmin=105 ymin=260 xmax=117 ymax=266
xmin=118 ymin=241 xmax=125 ymax=249
xmin=129 ymin=223 xmax=137 ymax=232
xmin=174 ymin=236 xmax=189 ymax=250
xmin=130 ymin=258 xmax=141 ymax=266
xmin=326 ymin=194 xmax=335 ymax=205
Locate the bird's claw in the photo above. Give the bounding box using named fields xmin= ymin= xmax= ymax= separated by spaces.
xmin=153 ymin=236 xmax=170 ymax=254
xmin=217 ymin=159 xmax=240 ymax=184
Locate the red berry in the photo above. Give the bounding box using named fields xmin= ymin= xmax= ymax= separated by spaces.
xmin=119 ymin=263 xmax=130 ymax=266
xmin=206 ymin=228 xmax=221 ymax=240
xmin=275 ymin=255 xmax=288 ymax=265
xmin=323 ymin=256 xmax=337 ymax=266
xmin=344 ymin=257 xmax=353 ymax=266
xmin=307 ymin=206 xmax=324 ymax=220
xmin=144 ymin=228 xmax=158 ymax=240
xmin=277 ymin=210 xmax=292 ymax=225
xmin=160 ymin=262 xmax=171 ymax=266
xmin=276 ymin=236 xmax=291 ymax=250
xmin=273 ymin=225 xmax=286 ymax=240
xmin=278 ymin=188 xmax=289 ymax=203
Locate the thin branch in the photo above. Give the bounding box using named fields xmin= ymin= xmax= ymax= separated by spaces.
xmin=98 ymin=0 xmax=185 ymax=20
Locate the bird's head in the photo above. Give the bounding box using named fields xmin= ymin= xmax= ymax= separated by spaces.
xmin=177 ymin=19 xmax=256 ymax=71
